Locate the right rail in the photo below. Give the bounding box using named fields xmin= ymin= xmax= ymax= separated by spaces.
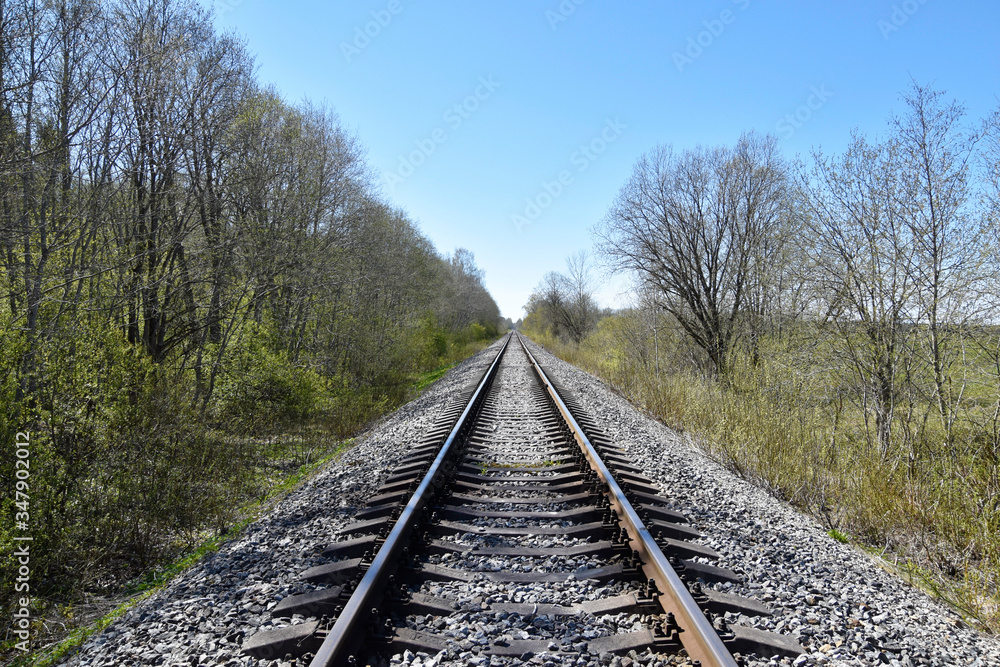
xmin=517 ymin=332 xmax=739 ymax=667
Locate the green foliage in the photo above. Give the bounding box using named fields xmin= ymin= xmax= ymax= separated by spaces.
xmin=413 ymin=316 xmax=498 ymax=376
xmin=0 ymin=309 xmax=495 ymax=661
xmin=828 ymin=529 xmax=851 ymax=543
xmin=214 ymin=320 xmax=327 ymax=430
xmin=2 ymin=321 xmax=253 ymax=610
xmin=7 ymin=440 xmax=352 ymax=667
xmin=520 ymin=316 xmax=581 ymax=366
xmin=413 ymin=363 xmax=456 ymax=394
xmin=431 ymin=332 xmax=448 ymax=359
xmin=0 ymin=3 xmax=507 ymax=659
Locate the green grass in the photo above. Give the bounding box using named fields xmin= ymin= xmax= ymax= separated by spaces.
xmin=530 ymin=316 xmax=1000 ymax=633
xmin=412 ymin=362 xmax=457 ymax=394
xmin=409 ymin=336 xmax=498 ymax=396
xmin=2 ymin=337 xmax=496 ymax=666
xmin=3 ymin=597 xmax=141 ymax=667
xmin=828 ymin=528 xmax=851 ymax=543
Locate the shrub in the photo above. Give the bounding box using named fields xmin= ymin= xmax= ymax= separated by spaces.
xmin=212 ymin=321 xmax=327 ymax=430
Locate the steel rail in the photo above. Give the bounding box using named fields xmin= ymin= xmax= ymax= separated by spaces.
xmin=516 ymin=332 xmax=739 ymax=667
xmin=309 ymin=333 xmax=512 ymax=667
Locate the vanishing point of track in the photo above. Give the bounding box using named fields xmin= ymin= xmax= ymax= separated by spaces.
xmin=243 ymin=333 xmax=801 ymax=666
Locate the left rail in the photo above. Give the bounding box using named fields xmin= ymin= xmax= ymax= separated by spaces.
xmin=308 ymin=332 xmax=512 ymax=667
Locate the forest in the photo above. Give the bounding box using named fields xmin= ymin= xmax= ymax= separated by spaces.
xmin=0 ymin=0 xmax=503 ymax=652
xmin=524 ymin=83 xmax=1000 ymax=631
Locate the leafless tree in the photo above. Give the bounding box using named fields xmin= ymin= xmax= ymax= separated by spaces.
xmin=525 ymin=252 xmax=599 ymax=344
xmin=893 ymin=81 xmax=993 ymax=442
xmin=596 ymin=132 xmax=792 ymax=376
xmin=798 ymin=133 xmax=918 ymax=456
xmin=435 ymin=247 xmax=500 ymax=332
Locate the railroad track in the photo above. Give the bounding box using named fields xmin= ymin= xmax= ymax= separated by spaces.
xmin=243 ymin=333 xmax=801 ymax=666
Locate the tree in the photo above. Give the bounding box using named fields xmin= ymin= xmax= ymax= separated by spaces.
xmin=524 ymin=252 xmax=599 ymax=344
xmin=0 ymin=0 xmax=508 ymax=618
xmin=596 ymin=132 xmax=792 ymax=375
xmin=798 ymin=133 xmax=917 ymax=456
xmin=893 ymin=81 xmax=991 ymax=442
xmin=437 ymin=248 xmax=500 ymax=332
xmin=563 ymin=250 xmax=599 ymax=341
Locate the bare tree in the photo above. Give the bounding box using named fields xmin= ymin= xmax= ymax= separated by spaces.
xmin=596 ymin=132 xmax=792 ymax=376
xmin=564 ymin=250 xmax=599 ymax=337
xmin=524 ymin=252 xmax=599 ymax=344
xmin=893 ymin=81 xmax=992 ymax=442
xmin=436 ymin=247 xmax=499 ymax=332
xmin=798 ymin=133 xmax=917 ymax=456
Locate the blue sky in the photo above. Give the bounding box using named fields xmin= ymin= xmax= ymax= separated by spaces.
xmin=212 ymin=0 xmax=1000 ymax=319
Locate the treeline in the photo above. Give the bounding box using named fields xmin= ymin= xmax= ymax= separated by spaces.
xmin=526 ymin=83 xmax=1000 ymax=629
xmin=0 ymin=0 xmax=500 ymax=626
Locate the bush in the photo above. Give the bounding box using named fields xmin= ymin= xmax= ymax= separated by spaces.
xmin=212 ymin=321 xmax=327 ymax=431
xmin=0 ymin=304 xmax=498 ymax=646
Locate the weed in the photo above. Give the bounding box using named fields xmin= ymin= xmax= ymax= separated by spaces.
xmin=828 ymin=528 xmax=851 ymax=543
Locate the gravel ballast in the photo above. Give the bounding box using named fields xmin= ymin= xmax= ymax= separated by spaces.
xmin=55 ymin=337 xmax=1000 ymax=667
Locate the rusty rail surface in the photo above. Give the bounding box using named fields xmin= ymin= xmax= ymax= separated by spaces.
xmin=516 ymin=332 xmax=739 ymax=667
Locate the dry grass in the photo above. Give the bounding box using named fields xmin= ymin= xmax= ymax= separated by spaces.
xmin=526 ymin=318 xmax=1000 ymax=633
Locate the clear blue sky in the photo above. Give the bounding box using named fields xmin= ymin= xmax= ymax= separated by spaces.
xmin=212 ymin=0 xmax=1000 ymax=320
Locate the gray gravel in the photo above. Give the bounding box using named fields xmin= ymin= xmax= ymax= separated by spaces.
xmin=54 ymin=337 xmax=1000 ymax=667
xmin=392 ymin=347 xmax=669 ymax=667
